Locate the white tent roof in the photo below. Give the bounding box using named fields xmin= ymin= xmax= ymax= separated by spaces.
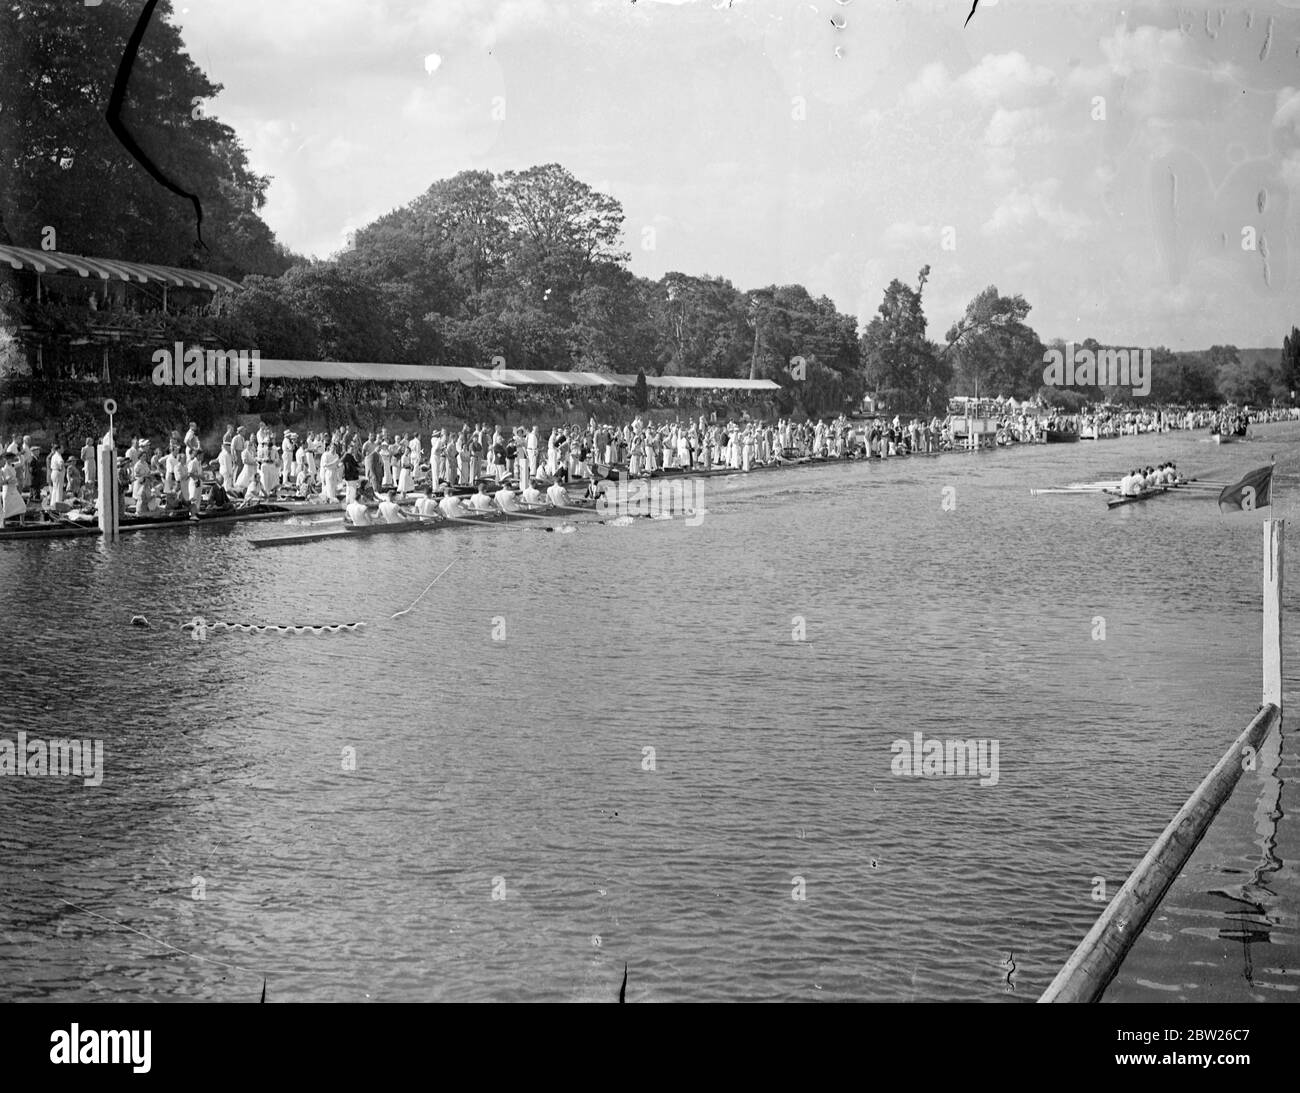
xmin=256 ymin=360 xmax=780 ymax=391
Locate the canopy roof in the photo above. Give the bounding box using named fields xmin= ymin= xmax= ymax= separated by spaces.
xmin=258 ymin=359 xmax=780 ymax=391
xmin=0 ymin=244 xmax=240 ymax=293
xmin=259 ymin=361 xmax=513 ymax=388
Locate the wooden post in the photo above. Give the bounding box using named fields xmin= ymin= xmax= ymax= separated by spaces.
xmin=96 ymin=399 xmax=118 ymax=541
xmin=1264 ymin=520 xmax=1283 ymax=711
xmin=1039 ymin=703 xmax=1280 ymax=1002
xmin=96 ymin=430 xmax=118 ymax=541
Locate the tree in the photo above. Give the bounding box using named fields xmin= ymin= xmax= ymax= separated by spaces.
xmin=944 ymin=286 xmax=1042 ymax=399
xmin=216 ymin=263 xmax=410 ymax=362
xmin=860 ymin=270 xmax=948 ymax=412
xmin=0 ymin=0 xmax=289 ymax=278
xmin=498 ymin=164 xmax=629 ymax=324
xmin=1281 ymin=326 xmax=1300 ymax=401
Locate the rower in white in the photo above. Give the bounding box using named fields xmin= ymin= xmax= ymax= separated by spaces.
xmin=495 ymin=485 xmax=519 ymax=512
xmin=546 ymin=480 xmax=569 ymax=507
xmin=438 ymin=488 xmax=466 ymax=519
xmin=413 ymin=488 xmax=439 ymax=517
xmin=346 ymin=499 xmax=372 ymax=527
xmin=520 ymin=484 xmax=544 ymax=506
xmin=376 ymin=491 xmax=406 ymax=523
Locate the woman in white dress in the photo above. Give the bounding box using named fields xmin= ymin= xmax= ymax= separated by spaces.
xmin=259 ymin=446 xmax=281 ymax=498
xmin=1 ymin=452 xmax=25 ymax=523
xmin=629 ymin=433 xmax=642 ymax=477
xmin=319 ymin=444 xmax=341 ymax=501
xmin=48 ymin=445 xmax=66 ymax=506
xmin=234 ymin=444 xmax=257 ymax=494
xmin=397 ymin=451 xmax=414 ymax=499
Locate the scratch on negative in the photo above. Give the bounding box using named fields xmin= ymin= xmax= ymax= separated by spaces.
xmin=106 ymin=0 xmax=206 ymax=249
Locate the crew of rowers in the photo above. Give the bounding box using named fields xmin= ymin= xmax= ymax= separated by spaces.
xmin=1118 ymin=463 xmax=1182 ymax=496
xmin=345 ymin=480 xmax=573 ymax=527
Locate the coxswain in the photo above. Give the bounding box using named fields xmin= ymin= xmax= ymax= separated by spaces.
xmin=468 ymin=482 xmax=495 ymax=512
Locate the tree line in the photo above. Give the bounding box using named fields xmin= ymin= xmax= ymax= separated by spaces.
xmin=1 ymin=0 xmax=1297 ymax=417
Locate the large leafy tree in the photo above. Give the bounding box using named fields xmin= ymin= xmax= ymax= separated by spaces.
xmin=944 ymin=286 xmax=1042 ymax=399
xmin=860 ymin=267 xmax=948 ymax=411
xmin=1282 ymin=326 xmax=1300 ymax=401
xmin=343 ymin=170 xmax=508 ymax=322
xmin=215 ymin=264 xmax=409 ymax=362
xmin=0 ymin=0 xmax=289 ymax=276
xmin=746 ymin=284 xmax=864 ymax=413
xmin=498 ymin=164 xmax=629 ymax=319
xmin=652 ymin=273 xmax=752 ymax=378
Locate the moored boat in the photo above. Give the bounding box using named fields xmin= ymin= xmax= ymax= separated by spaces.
xmin=1045 ymin=428 xmax=1080 ymax=443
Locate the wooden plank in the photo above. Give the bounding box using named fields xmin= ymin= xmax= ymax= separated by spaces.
xmin=1039 ymin=703 xmax=1281 ymax=1003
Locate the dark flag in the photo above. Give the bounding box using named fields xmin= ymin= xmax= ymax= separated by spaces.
xmin=1218 ymin=464 xmax=1274 ymax=513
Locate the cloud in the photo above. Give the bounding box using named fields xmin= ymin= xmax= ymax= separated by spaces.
xmin=982 ymin=182 xmax=1090 ymax=242
xmin=882 ymin=222 xmax=941 ymax=248
xmin=902 ymin=52 xmax=1057 ymax=112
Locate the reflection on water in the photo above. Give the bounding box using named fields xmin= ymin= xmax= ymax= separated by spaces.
xmin=1 ymin=426 xmax=1297 ymax=1001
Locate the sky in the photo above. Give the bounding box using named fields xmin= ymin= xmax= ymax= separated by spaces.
xmin=167 ymin=0 xmax=1300 ymax=350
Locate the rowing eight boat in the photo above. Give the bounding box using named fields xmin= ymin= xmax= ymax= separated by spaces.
xmin=1104 ymin=481 xmax=1189 ymax=509
xmin=249 ymin=501 xmax=597 ymax=548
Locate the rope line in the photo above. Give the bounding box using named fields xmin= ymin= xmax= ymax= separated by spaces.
xmin=56 ymin=897 xmax=259 ymax=977
xmin=181 ymin=619 xmax=365 ymax=635
xmin=390 ymin=559 xmax=458 ymax=619
xmin=172 ymin=557 xmax=457 ymax=634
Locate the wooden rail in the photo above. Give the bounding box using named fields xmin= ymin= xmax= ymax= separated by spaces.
xmin=1040 ymin=519 xmax=1285 ymax=1002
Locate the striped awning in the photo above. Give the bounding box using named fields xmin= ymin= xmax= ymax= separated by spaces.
xmin=258 ymin=360 xmax=514 ymax=388
xmin=496 ymin=369 xmax=633 ymax=387
xmin=255 ymin=359 xmax=780 ymax=391
xmin=0 ymin=244 xmax=240 ymax=292
xmin=647 ymin=375 xmax=781 ymax=390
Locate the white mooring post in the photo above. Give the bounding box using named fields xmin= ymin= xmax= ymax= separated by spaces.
xmin=96 ymin=398 xmax=119 ymax=541
xmin=1263 ymin=519 xmax=1283 ymax=712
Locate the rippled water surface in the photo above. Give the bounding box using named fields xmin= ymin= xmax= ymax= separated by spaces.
xmin=2 ymin=425 xmax=1297 ymax=1001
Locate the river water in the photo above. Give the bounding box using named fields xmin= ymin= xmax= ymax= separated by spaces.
xmin=1 ymin=424 xmax=1296 ymax=1002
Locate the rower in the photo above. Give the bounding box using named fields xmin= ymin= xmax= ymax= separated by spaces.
xmin=413 ymin=487 xmax=439 ymax=517
xmin=494 ymin=484 xmax=519 ymax=513
xmin=520 ymin=483 xmax=544 ymax=507
xmin=346 ymin=498 xmax=372 ymax=527
xmin=546 ymin=479 xmax=569 ymax=507
xmin=376 ymin=490 xmax=406 ymax=523
xmin=438 ymin=487 xmax=465 ymax=519
xmin=468 ymin=482 xmax=495 ymax=512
